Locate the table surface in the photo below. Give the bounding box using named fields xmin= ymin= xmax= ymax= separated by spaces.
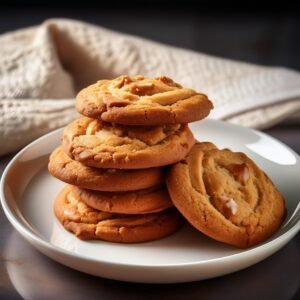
xmin=0 ymin=124 xmax=299 ymax=300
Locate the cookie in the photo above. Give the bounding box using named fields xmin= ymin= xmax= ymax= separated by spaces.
xmin=62 ymin=117 xmax=195 ymax=169
xmin=166 ymin=142 xmax=286 ymax=248
xmin=48 ymin=147 xmax=164 ymax=191
xmin=76 ymin=75 xmax=213 ymax=125
xmin=54 ymin=185 xmax=183 ymax=243
xmin=72 ymin=185 xmax=173 ymax=214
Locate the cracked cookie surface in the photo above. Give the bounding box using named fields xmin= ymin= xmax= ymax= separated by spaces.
xmin=48 ymin=147 xmax=164 ymax=191
xmin=62 ymin=117 xmax=195 ymax=169
xmin=166 ymin=142 xmax=286 ymax=248
xmin=76 ymin=75 xmax=213 ymax=125
xmin=72 ymin=185 xmax=173 ymax=214
xmin=54 ymin=185 xmax=183 ymax=243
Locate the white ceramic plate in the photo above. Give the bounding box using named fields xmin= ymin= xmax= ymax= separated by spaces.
xmin=1 ymin=120 xmax=299 ymax=283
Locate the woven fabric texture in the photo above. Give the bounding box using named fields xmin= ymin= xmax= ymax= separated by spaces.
xmin=1 ymin=19 xmax=300 ymax=155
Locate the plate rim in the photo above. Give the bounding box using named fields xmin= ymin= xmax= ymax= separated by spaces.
xmin=1 ymin=120 xmax=300 ymax=269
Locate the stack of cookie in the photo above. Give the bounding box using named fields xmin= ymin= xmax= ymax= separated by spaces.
xmin=48 ymin=75 xmax=213 ymax=243
xmin=49 ymin=75 xmax=286 ymax=248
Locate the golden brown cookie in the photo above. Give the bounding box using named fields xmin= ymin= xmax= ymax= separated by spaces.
xmin=166 ymin=142 xmax=286 ymax=248
xmin=72 ymin=185 xmax=173 ymax=214
xmin=76 ymin=75 xmax=213 ymax=125
xmin=54 ymin=185 xmax=183 ymax=243
xmin=62 ymin=117 xmax=195 ymax=169
xmin=48 ymin=147 xmax=164 ymax=191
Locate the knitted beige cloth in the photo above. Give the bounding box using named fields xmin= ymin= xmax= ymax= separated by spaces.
xmin=1 ymin=19 xmax=300 ymax=155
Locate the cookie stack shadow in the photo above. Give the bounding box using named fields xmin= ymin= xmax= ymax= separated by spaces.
xmin=48 ymin=75 xmax=213 ymax=243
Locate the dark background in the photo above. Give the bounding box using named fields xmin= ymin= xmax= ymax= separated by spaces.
xmin=0 ymin=0 xmax=299 ymax=70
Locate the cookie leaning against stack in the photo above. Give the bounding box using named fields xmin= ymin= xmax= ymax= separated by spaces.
xmin=166 ymin=142 xmax=286 ymax=248
xmin=49 ymin=75 xmax=213 ymax=243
